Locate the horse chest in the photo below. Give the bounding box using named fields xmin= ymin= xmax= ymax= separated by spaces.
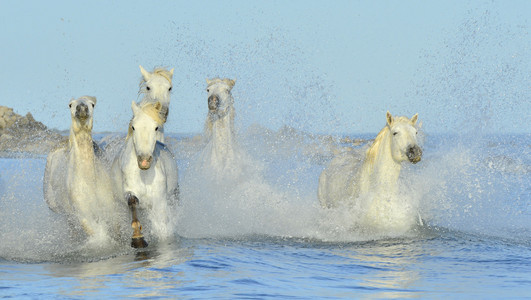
xmin=126 ymin=163 xmax=166 ymax=200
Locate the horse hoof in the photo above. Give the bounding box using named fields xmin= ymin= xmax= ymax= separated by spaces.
xmin=131 ymin=237 xmax=148 ymax=248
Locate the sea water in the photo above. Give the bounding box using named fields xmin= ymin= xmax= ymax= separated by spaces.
xmin=0 ymin=133 xmax=529 ymax=299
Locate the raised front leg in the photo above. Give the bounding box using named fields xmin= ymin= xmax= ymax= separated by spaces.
xmin=127 ymin=193 xmax=148 ymax=248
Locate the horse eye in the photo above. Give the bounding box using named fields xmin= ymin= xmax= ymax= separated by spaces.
xmin=146 ymin=86 xmax=151 ymax=91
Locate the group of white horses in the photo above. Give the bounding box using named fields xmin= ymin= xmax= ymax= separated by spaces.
xmin=43 ymin=65 xmax=423 ymax=248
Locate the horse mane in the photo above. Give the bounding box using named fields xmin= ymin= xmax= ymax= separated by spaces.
xmin=365 ymin=116 xmax=412 ymax=167
xmin=206 ymin=78 xmax=236 ymax=89
xmin=127 ymin=102 xmax=165 ymax=139
xmin=139 ymin=67 xmax=173 ymax=88
xmin=365 ymin=126 xmax=388 ymax=168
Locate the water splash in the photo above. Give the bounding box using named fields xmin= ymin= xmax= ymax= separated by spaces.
xmin=416 ymin=8 xmax=530 ymax=134
xmin=0 ymin=158 xmax=132 ymax=262
xmin=1 ymin=7 xmax=529 ymax=262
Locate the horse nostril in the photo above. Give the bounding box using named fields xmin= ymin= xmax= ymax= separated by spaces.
xmin=407 ymin=146 xmax=422 ymax=163
xmin=76 ymin=103 xmax=89 ymax=117
xmin=137 ymin=155 xmax=153 ymax=170
xmin=208 ymin=95 xmax=219 ymax=110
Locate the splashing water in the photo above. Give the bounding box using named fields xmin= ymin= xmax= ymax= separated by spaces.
xmin=1 ymin=7 xmax=529 ymax=264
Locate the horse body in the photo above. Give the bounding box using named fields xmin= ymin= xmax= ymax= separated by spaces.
xmin=318 ymin=112 xmax=422 ymax=231
xmin=197 ymin=78 xmax=240 ymax=178
xmin=44 ymin=96 xmax=116 ymax=239
xmin=138 ymin=65 xmax=174 ymax=143
xmin=112 ymin=101 xmax=179 ymax=245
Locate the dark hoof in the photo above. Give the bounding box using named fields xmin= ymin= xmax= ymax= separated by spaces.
xmin=131 ymin=237 xmax=148 ymax=248
xmin=127 ymin=194 xmax=139 ymax=207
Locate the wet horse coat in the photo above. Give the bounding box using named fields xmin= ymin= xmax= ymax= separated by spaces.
xmin=318 ymin=112 xmax=423 ymax=231
xmin=111 ymin=101 xmax=179 ymax=246
xmin=43 ymin=96 xmax=116 ymax=240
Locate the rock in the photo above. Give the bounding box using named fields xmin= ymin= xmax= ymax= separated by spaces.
xmin=0 ymin=106 xmax=67 ymax=155
xmin=0 ymin=106 xmax=17 ymax=133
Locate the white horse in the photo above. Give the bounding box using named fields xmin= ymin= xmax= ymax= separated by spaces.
xmin=138 ymin=65 xmax=174 ymax=143
xmin=111 ymin=101 xmax=179 ymax=248
xmin=196 ymin=78 xmax=239 ymax=178
xmin=44 ymin=96 xmax=116 ymax=240
xmin=98 ymin=65 xmax=174 ymax=164
xmin=318 ymin=112 xmax=423 ymax=231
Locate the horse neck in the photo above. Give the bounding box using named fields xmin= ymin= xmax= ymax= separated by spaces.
xmin=69 ymin=127 xmax=96 ymax=176
xmin=141 ymin=91 xmax=170 ymax=107
xmin=360 ymin=131 xmax=402 ymax=192
xmin=209 ymin=108 xmax=236 ymax=156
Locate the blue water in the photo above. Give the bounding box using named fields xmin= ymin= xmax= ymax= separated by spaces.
xmin=0 ymin=133 xmax=530 ymax=298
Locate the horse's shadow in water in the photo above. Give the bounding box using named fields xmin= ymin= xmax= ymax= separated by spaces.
xmin=318 ymin=111 xmax=423 ymax=233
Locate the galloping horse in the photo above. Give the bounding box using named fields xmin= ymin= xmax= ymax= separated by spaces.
xmin=318 ymin=112 xmax=423 ymax=231
xmin=44 ymin=96 xmax=116 ymax=240
xmin=111 ymin=101 xmax=179 ymax=248
xmin=197 ymin=78 xmax=239 ymax=178
xmin=138 ymin=65 xmax=174 ymax=142
xmin=98 ymin=65 xmax=174 ymax=163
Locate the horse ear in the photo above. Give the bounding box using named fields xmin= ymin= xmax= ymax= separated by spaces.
xmin=386 ymin=111 xmax=393 ymax=126
xmin=131 ymin=101 xmax=141 ymax=116
xmin=139 ymin=65 xmax=151 ymax=80
xmin=85 ymin=96 xmax=97 ymax=106
xmin=410 ymin=113 xmax=419 ymax=125
xmin=227 ymin=79 xmax=236 ymax=90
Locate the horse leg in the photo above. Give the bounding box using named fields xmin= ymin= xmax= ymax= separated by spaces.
xmin=127 ymin=193 xmax=148 ymax=248
xmin=80 ymin=218 xmax=95 ymax=236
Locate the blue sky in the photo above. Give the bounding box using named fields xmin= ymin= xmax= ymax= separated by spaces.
xmin=0 ymin=0 xmax=529 ymax=134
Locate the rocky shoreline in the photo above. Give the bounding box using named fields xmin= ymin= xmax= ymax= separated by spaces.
xmin=0 ymin=105 xmax=369 ymax=160
xmin=0 ymin=106 xmax=66 ymax=156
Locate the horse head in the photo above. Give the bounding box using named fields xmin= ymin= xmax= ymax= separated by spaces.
xmin=386 ymin=111 xmax=422 ymax=164
xmin=69 ymin=96 xmax=96 ymax=132
xmin=205 ymin=78 xmax=235 ymax=116
xmin=130 ymin=101 xmax=164 ymax=170
xmin=139 ymin=65 xmax=174 ymax=121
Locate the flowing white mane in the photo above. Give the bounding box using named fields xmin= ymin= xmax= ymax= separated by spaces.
xmin=206 ymin=78 xmax=235 ymax=89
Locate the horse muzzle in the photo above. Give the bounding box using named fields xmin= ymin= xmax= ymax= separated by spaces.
xmin=407 ymin=145 xmax=422 ymax=164
xmin=137 ymin=155 xmax=153 ymax=170
xmin=75 ymin=103 xmax=89 ymax=121
xmin=208 ymin=95 xmax=219 ymax=111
